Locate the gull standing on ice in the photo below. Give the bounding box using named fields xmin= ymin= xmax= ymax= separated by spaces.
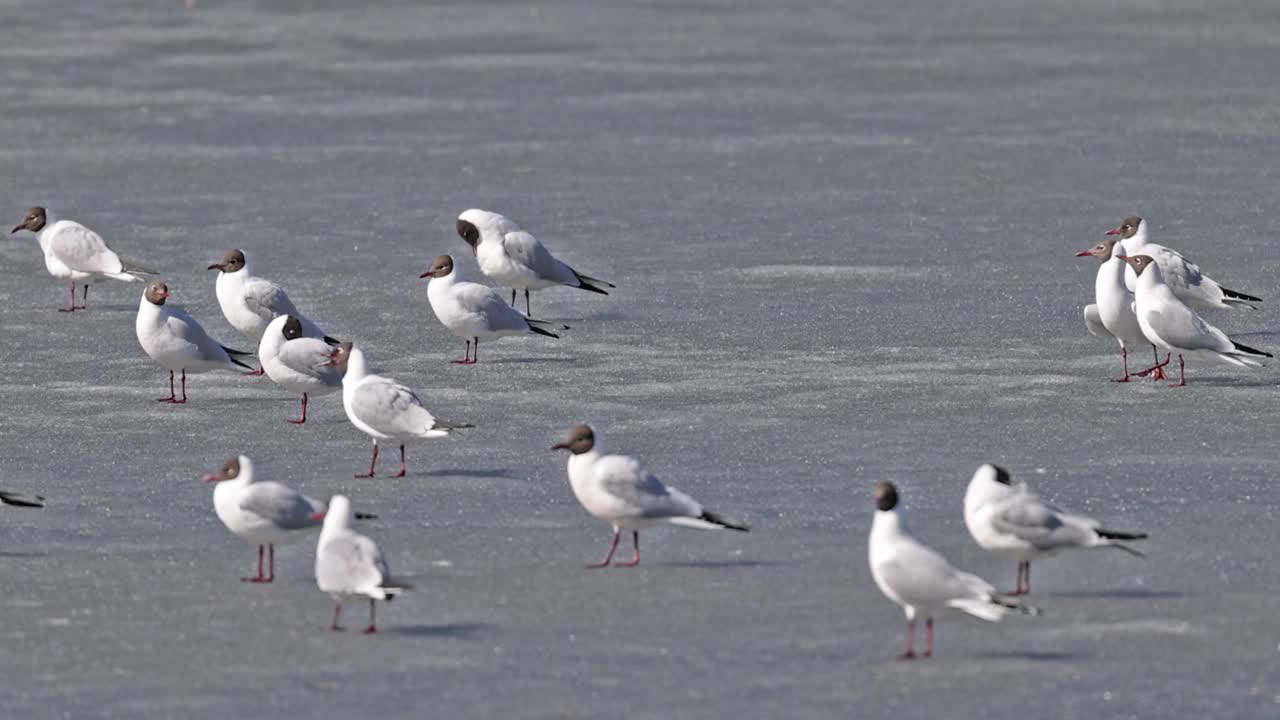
xmin=550 ymin=425 xmax=748 ymax=568
xmin=204 ymin=455 xmax=373 ymax=583
xmin=327 ymin=342 xmax=473 ymax=478
xmin=11 ymin=206 xmax=156 ymax=311
xmin=963 ymin=464 xmax=1147 ymax=595
xmin=457 ymin=209 xmax=614 ymax=315
xmin=209 ymin=249 xmax=316 ymax=375
xmin=135 ymin=281 xmax=254 ymax=403
xmin=315 ymin=494 xmax=407 ymax=633
xmin=1107 ymin=216 xmax=1260 ymax=310
xmin=260 ymin=315 xmax=342 ymax=424
xmin=1119 ymin=254 xmax=1271 ymax=386
xmin=1077 ymin=237 xmax=1159 ymax=381
xmin=421 ymin=254 xmax=567 ymax=364
xmin=868 ymin=482 xmax=1036 ymax=659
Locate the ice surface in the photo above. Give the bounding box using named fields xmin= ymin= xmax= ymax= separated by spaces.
xmin=1 ymin=0 xmax=1279 ymax=717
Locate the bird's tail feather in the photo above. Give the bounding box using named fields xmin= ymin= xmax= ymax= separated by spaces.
xmin=430 ymin=419 xmax=475 ymax=432
xmin=0 ymin=491 xmax=45 ymax=508
xmin=525 ymin=318 xmax=569 ymax=338
xmin=573 ymin=270 xmax=614 ymax=295
xmin=1221 ymin=286 xmax=1262 ymax=304
xmin=1230 ymin=340 xmax=1272 ymax=358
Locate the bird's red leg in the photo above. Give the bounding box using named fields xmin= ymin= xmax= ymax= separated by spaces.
xmin=391 ymin=445 xmax=406 ymax=478
xmin=614 ymin=531 xmax=641 ymax=567
xmin=329 ymin=602 xmax=343 ymax=631
xmin=242 ymin=545 xmax=266 ymax=582
xmin=363 ymin=599 xmax=377 ymax=634
xmin=175 ymin=369 xmax=188 ymax=403
xmin=58 ymin=282 xmax=79 ymax=312
xmin=899 ymin=620 xmax=915 ymax=660
xmin=451 ymin=339 xmax=472 ymax=364
xmin=288 ymin=394 xmax=308 ymax=424
xmin=923 ymin=619 xmax=933 ymax=658
xmin=156 ymin=370 xmax=177 ymax=402
xmin=1168 ymin=354 xmax=1186 ymax=388
xmin=587 ymin=529 xmax=621 ymax=568
xmin=1113 ymin=347 xmax=1131 ymax=383
xmin=355 ymin=443 xmax=378 ymax=478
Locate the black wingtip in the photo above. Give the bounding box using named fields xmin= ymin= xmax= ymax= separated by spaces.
xmin=0 ymin=492 xmax=45 ymax=508
xmin=573 ymin=271 xmax=613 ymax=295
xmin=1096 ymin=529 xmax=1149 ymax=541
xmin=702 ymin=510 xmax=749 ymax=532
xmin=323 ymin=335 xmax=341 ymax=347
xmin=1221 ymin=287 xmax=1262 ymax=303
xmin=354 ymin=512 xmax=378 ymax=520
xmin=1231 ymin=340 xmax=1273 ymax=358
xmin=223 ymin=348 xmax=255 ymax=369
xmin=526 ymin=323 xmax=560 ymax=339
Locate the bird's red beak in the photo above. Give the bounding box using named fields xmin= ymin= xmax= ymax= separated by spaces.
xmin=310 ymin=512 xmax=326 ymax=521
xmin=418 ymin=270 xmax=432 ymax=279
xmin=1104 ymin=228 xmax=1121 ymax=236
xmin=10 ymin=224 xmax=23 ymax=234
xmin=1074 ymin=250 xmax=1092 ymax=257
xmin=207 ymin=263 xmax=223 ymax=271
xmin=550 ymin=442 xmax=568 ymax=451
xmin=1115 ymin=255 xmax=1129 ymax=261
xmin=204 ymin=474 xmax=222 ymax=483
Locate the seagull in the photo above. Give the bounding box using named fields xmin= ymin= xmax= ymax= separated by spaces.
xmin=10 ymin=206 xmax=156 ymax=312
xmin=260 ymin=315 xmax=342 ymax=424
xmin=457 ymin=209 xmax=614 ymax=315
xmin=315 ymin=494 xmax=407 ymax=633
xmin=421 ymin=254 xmax=568 ymax=364
xmin=1077 ymin=237 xmax=1161 ymax=381
xmin=0 ymin=491 xmax=45 ymax=508
xmin=325 ymin=342 xmax=473 ymax=478
xmin=963 ymin=464 xmax=1148 ymax=595
xmin=134 ymin=281 xmax=254 ymax=403
xmin=204 ymin=455 xmax=373 ymax=583
xmin=1107 ymin=215 xmax=1260 ymax=310
xmin=868 ymin=481 xmax=1036 ymax=659
xmin=1118 ymin=254 xmax=1271 ymax=386
xmin=550 ymin=424 xmax=748 ymax=568
xmin=209 ymin=248 xmax=312 ymax=375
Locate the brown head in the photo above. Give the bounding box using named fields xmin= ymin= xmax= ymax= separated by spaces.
xmin=11 ymin=206 xmax=46 ymax=234
xmin=204 ymin=456 xmax=241 ymax=483
xmin=419 ymin=254 xmax=454 ymax=279
xmin=1116 ymin=254 xmax=1155 ymax=276
xmin=1104 ymin=216 xmax=1142 ymax=239
xmin=144 ymin=281 xmax=170 ymax=305
xmin=324 ymin=340 xmax=354 ymax=372
xmin=282 ymin=315 xmax=304 ymax=341
xmin=873 ymin=481 xmax=899 ymax=512
xmin=551 ymin=424 xmax=595 ymax=454
xmin=207 ymin=248 xmax=246 ymax=273
xmin=1074 ymin=238 xmax=1118 ymax=260
xmin=457 ymin=219 xmax=480 ymax=256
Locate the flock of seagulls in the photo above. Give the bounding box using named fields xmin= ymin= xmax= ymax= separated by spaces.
xmin=5 ymin=205 xmax=1240 ymax=653
xmin=1079 ymin=215 xmax=1269 ymax=384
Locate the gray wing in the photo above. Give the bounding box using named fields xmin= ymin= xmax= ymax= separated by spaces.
xmin=317 ymin=531 xmax=388 ymax=591
xmin=878 ymin=536 xmax=995 ymax=604
xmin=241 ymin=277 xmax=299 ymax=324
xmin=350 ymin=377 xmax=438 ymax=437
xmin=988 ymin=495 xmax=1096 ymax=551
xmin=238 ymin=482 xmax=324 ymax=530
xmin=596 ymin=455 xmax=701 ymax=519
xmin=276 ymin=337 xmax=342 ymax=385
xmin=1146 ymin=302 xmax=1233 ymax=353
xmin=502 ymin=231 xmax=578 ymax=285
xmin=162 ymin=307 xmax=233 ymax=360
xmin=47 ymin=222 xmax=125 ymax=274
xmin=454 ymin=282 xmax=532 ymax=333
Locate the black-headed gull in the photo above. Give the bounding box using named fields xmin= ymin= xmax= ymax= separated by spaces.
xmin=1107 ymin=215 xmax=1260 ymax=310
xmin=420 ymin=254 xmax=567 ymax=364
xmin=11 ymin=206 xmax=156 ymax=312
xmin=326 ymin=342 xmax=473 ymax=478
xmin=1118 ymin=254 xmax=1271 ymax=386
xmin=260 ymin=315 xmax=342 ymax=424
xmin=869 ymin=482 xmax=1036 ymax=659
xmin=550 ymin=425 xmax=748 ymax=568
xmin=204 ymin=455 xmax=372 ymax=583
xmin=456 ymin=209 xmax=614 ymax=315
xmin=135 ymin=281 xmax=254 ymax=403
xmin=0 ymin=490 xmax=45 ymax=508
xmin=1076 ymin=238 xmax=1160 ymax=381
xmin=209 ymin=248 xmax=314 ymax=375
xmin=315 ymin=494 xmax=407 ymax=633
xmin=963 ymin=464 xmax=1147 ymax=595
